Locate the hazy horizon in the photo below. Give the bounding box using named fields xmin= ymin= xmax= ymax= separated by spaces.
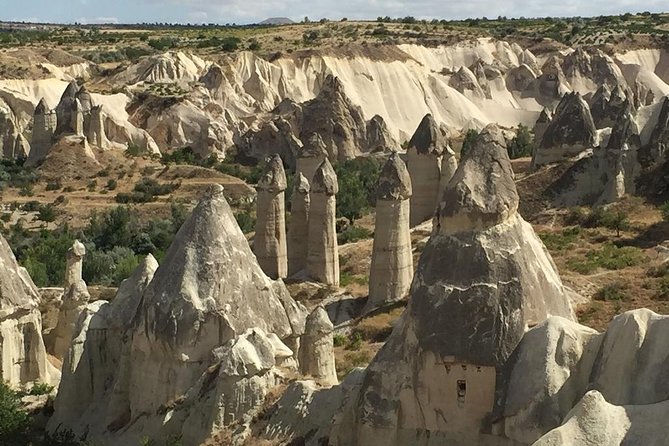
xmin=3 ymin=1 xmax=667 ymax=26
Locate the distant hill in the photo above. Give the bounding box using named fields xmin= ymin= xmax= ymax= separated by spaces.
xmin=259 ymin=17 xmax=295 ymax=25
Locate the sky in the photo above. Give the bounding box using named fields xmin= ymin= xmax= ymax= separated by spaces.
xmin=1 ymin=0 xmax=667 ymax=25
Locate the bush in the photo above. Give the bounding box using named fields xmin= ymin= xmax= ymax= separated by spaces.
xmin=594 ymin=282 xmax=629 ymax=301
xmin=539 ymin=226 xmax=581 ymax=251
xmin=0 ymin=381 xmax=30 ymax=444
xmin=116 ymin=178 xmax=179 ymax=203
xmin=37 ymin=204 xmax=57 ymax=223
xmin=460 ymin=129 xmax=479 ymax=156
xmin=337 ymin=225 xmax=373 ymax=244
xmin=106 ymin=179 xmax=118 ymax=190
xmin=220 ymin=36 xmax=241 ymax=52
xmin=46 ymin=180 xmax=62 ymax=191
xmin=148 ymin=36 xmax=179 ymax=51
xmin=566 ymin=244 xmax=644 ymax=274
xmin=28 ymin=382 xmax=54 ymax=396
xmin=507 ymin=124 xmax=534 ymax=159
xmin=334 ymin=158 xmax=382 ymax=225
xmin=234 ymin=211 xmax=255 ymax=234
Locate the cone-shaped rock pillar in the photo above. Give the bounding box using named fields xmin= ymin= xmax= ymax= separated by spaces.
xmin=255 ymin=155 xmax=288 ymax=279
xmin=365 ymin=153 xmax=413 ymax=313
xmin=307 ymin=158 xmax=339 ymax=286
xmin=287 ymin=172 xmax=310 ymax=276
xmin=299 ymin=306 xmax=337 ymax=386
xmin=407 ymin=114 xmax=446 ymax=226
xmin=297 ymin=133 xmax=328 ymax=183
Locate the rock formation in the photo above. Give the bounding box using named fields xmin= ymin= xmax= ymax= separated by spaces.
xmin=449 ymin=66 xmax=487 ymax=99
xmin=0 ymin=234 xmax=59 ymax=386
xmin=49 ymin=185 xmax=306 ymax=444
xmin=407 ymin=114 xmax=446 ymax=226
xmin=0 ymin=98 xmax=22 ymax=160
xmin=12 ymin=133 xmax=30 ymax=159
xmin=297 ymin=133 xmax=328 ymax=184
xmin=255 ymin=154 xmax=288 ymax=279
xmin=506 ymin=309 xmax=669 ymax=444
xmin=50 ymin=241 xmax=90 ymax=360
xmin=366 ymin=114 xmax=400 ymax=152
xmin=299 ymin=307 xmax=337 ymax=386
xmin=29 ymin=99 xmax=56 ymax=166
xmin=87 ymin=105 xmax=109 ymax=148
xmin=299 ymin=75 xmax=368 ymax=160
xmin=533 ymin=92 xmax=597 ymax=166
xmin=70 ymin=99 xmax=85 ymax=137
xmin=532 ymin=108 xmax=552 ymax=146
xmin=287 ymin=173 xmax=310 ymax=276
xmin=646 ymin=96 xmax=669 ymax=163
xmin=307 ymin=158 xmax=339 ymax=286
xmin=591 ymin=84 xmax=629 ymax=129
xmin=331 ymin=125 xmax=574 ymax=445
xmin=54 ymin=80 xmax=79 ymax=136
xmin=437 ymin=145 xmax=458 ymax=205
xmin=241 ymin=117 xmax=303 ymax=169
xmin=365 ymin=153 xmax=413 ymax=313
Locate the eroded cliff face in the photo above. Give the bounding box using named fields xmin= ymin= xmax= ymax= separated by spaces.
xmin=3 ymin=40 xmax=668 ymax=162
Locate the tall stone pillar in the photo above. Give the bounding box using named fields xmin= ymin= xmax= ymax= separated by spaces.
xmin=28 ymin=98 xmax=56 ymax=166
xmin=299 ymin=306 xmax=338 ymax=386
xmin=296 ymin=133 xmax=327 ymax=184
xmin=365 ymin=153 xmax=413 ymax=314
xmin=407 ymin=114 xmax=446 ymax=226
xmin=87 ymin=105 xmax=109 ymax=148
xmin=254 ymin=154 xmax=288 ymax=279
xmin=437 ymin=146 xmax=458 ymax=205
xmin=307 ymin=158 xmax=339 ymax=286
xmin=51 ymin=240 xmax=90 ymax=359
xmin=287 ymin=172 xmax=310 ymax=276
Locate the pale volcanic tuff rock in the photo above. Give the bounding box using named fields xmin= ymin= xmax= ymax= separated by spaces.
xmin=49 ymin=186 xmax=306 ymax=444
xmin=449 ymin=66 xmax=487 ymax=100
xmin=50 ymin=240 xmax=90 ymax=360
xmin=509 ymin=309 xmax=669 ymax=445
xmin=287 ymin=173 xmax=310 ymax=276
xmin=407 ymin=114 xmax=447 ymax=227
xmin=0 ymin=98 xmax=23 ymax=159
xmin=49 ymin=255 xmax=158 ymax=435
xmin=365 ymin=153 xmax=413 ymax=313
xmin=54 ymin=80 xmax=79 ymax=136
xmin=437 ymin=145 xmax=458 ymax=206
xmin=331 ymin=126 xmax=574 ymax=446
xmin=533 ymin=92 xmax=597 ymax=166
xmin=296 ymin=133 xmax=328 ymax=183
xmin=299 ymin=307 xmax=338 ymax=386
xmin=0 ymin=234 xmax=59 ymax=386
xmin=646 ymin=96 xmax=669 ymax=163
xmin=299 ymin=75 xmax=369 ymax=161
xmin=366 ymin=114 xmax=400 ymax=152
xmin=307 ymin=159 xmax=340 ymax=286
xmin=255 ymin=155 xmax=289 ymax=279
xmin=241 ymin=116 xmax=303 ymax=169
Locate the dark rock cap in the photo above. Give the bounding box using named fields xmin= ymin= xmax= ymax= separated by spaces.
xmin=438 ymin=124 xmax=518 ymax=234
xmin=299 ymin=133 xmax=328 ymax=158
xmin=376 ymin=152 xmax=412 ymax=201
xmin=293 ymin=172 xmax=310 ymax=195
xmin=257 ymin=154 xmax=287 ymax=192
xmin=311 ymin=158 xmax=338 ymax=195
xmin=540 ymin=92 xmax=597 ymax=149
xmin=408 ymin=114 xmax=446 ymax=156
xmin=34 ymin=98 xmax=50 ymax=115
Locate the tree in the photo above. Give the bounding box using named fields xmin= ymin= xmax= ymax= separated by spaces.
xmin=507 ymin=124 xmax=534 ymax=159
xmin=334 ymin=158 xmax=381 ymax=225
xmin=460 ymin=129 xmax=479 ymax=157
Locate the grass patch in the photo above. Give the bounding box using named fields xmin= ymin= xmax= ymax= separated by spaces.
xmin=539 ymin=226 xmax=581 ymax=251
xmin=339 ymin=272 xmax=369 ymax=287
xmin=566 ymin=244 xmax=644 ymax=274
xmin=337 ymin=225 xmax=373 ymax=244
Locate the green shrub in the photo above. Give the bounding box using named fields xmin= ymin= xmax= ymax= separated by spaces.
xmin=0 ymin=381 xmax=30 ymax=444
xmin=345 ymin=332 xmax=363 ymax=351
xmin=539 ymin=226 xmax=581 ymax=251
xmin=594 ymin=282 xmax=629 ymax=301
xmin=566 ymin=244 xmax=644 ymax=274
xmin=234 ymin=211 xmax=255 ymax=234
xmin=507 ymin=124 xmax=534 ymax=159
xmin=28 ymin=382 xmax=54 ymax=396
xmin=106 ymin=179 xmax=118 ymax=190
xmin=334 ymin=158 xmax=382 ymax=225
xmin=338 ymin=225 xmax=373 ymax=244
xmin=46 ymin=180 xmax=62 ymax=191
xmin=116 ymin=178 xmax=179 ymax=203
xmin=333 ymin=334 xmax=347 ymax=347
xmin=37 ymin=204 xmax=57 ymax=223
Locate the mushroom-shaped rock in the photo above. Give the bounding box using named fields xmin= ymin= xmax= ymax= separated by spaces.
xmin=288 ymin=173 xmax=310 ymax=276
xmin=331 ymin=126 xmax=574 ymax=446
xmin=307 ymin=159 xmax=339 ymax=286
xmin=407 ymin=114 xmax=446 ymax=226
xmin=533 ymin=92 xmax=597 ymax=166
xmin=299 ymin=307 xmax=337 ymax=386
xmin=365 ymin=153 xmax=413 ymax=313
xmin=255 ymin=155 xmax=288 ymax=279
